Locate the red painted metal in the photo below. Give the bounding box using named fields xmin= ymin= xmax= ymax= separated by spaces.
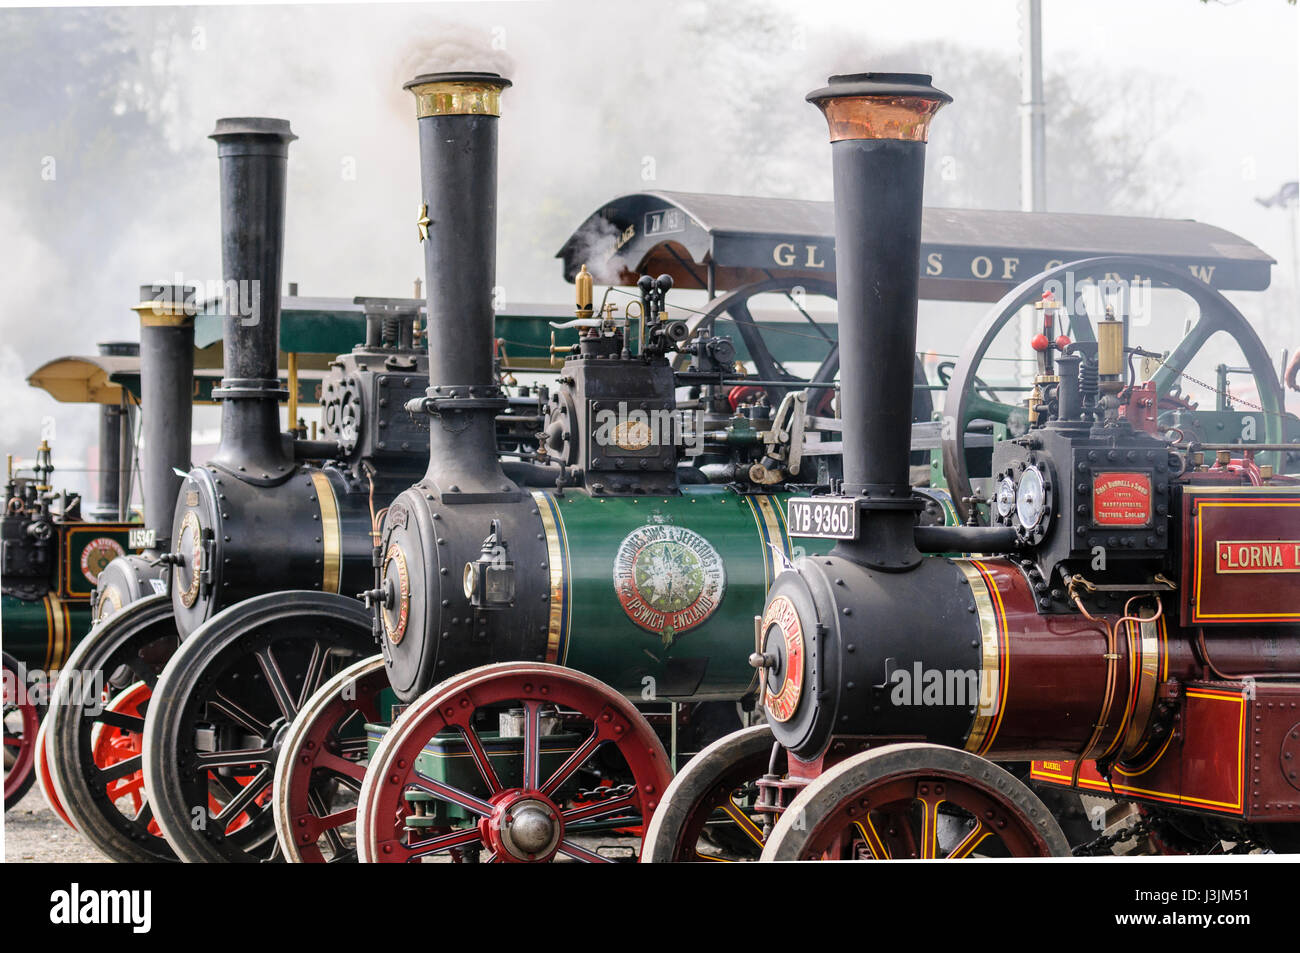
xmin=1181 ymin=489 xmax=1300 ymax=625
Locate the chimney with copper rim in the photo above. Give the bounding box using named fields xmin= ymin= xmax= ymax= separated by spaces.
xmin=807 ymin=72 xmax=950 ymax=568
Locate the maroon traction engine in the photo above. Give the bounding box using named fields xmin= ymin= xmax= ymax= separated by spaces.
xmin=644 ymin=71 xmax=1300 ymax=861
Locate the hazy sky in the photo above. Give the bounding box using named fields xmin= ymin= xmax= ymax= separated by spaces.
xmin=1 ymin=0 xmax=1296 ymax=504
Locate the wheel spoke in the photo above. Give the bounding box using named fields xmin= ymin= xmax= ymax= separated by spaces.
xmin=540 ymin=727 xmax=602 ymax=798
xmin=852 ymin=818 xmax=892 ymax=860
xmin=521 ymin=700 xmax=542 ymax=791
xmin=214 ymin=768 xmax=270 ymax=824
xmin=562 ymin=792 xmax=638 ymax=825
xmin=457 ymin=724 xmax=502 ymax=795
xmin=253 ymin=645 xmax=298 ymax=720
xmin=915 ymin=790 xmax=944 ymax=860
xmin=132 ymin=799 xmax=153 ymax=828
xmin=193 ymin=746 xmax=275 ymax=770
xmin=296 ymin=643 xmax=330 ymax=711
xmin=408 ymin=773 xmax=494 ymax=818
xmin=94 ymin=710 xmax=145 ymax=735
xmin=718 ymin=799 xmax=765 ymax=850
xmin=556 ymin=839 xmax=613 ymax=863
xmin=404 ymin=826 xmax=483 ymax=861
xmin=94 ymin=754 xmax=142 ymax=784
xmin=315 ymin=750 xmax=367 ymax=783
xmin=209 ymin=691 xmax=271 ymax=736
xmin=946 ymin=819 xmax=991 ymax=859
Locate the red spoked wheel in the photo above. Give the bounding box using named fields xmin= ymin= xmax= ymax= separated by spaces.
xmin=3 ymin=651 xmax=39 ymax=810
xmin=357 ymin=662 xmax=672 ymax=863
xmin=34 ymin=718 xmax=74 ymax=828
xmin=89 ymin=683 xmax=159 ymax=836
xmin=762 ymin=743 xmax=1070 ymax=860
xmin=273 ymin=655 xmax=388 ymax=862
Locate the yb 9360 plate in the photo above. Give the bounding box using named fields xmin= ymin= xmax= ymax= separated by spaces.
xmin=787 ymin=497 xmax=858 ymax=540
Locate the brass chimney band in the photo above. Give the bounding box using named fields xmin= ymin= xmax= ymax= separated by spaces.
xmin=406 ymin=74 xmax=511 ymax=118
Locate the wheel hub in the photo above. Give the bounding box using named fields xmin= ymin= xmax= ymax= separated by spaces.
xmin=481 ymin=791 xmax=563 ymax=862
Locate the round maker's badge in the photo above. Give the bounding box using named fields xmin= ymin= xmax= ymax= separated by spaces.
xmin=613 ymin=524 xmax=725 ymax=646
xmin=79 ymin=537 xmax=125 ymax=586
xmin=760 ymin=594 xmax=805 ymax=724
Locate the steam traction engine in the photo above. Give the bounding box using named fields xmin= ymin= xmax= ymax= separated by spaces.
xmin=265 ymin=72 xmax=839 ymax=863
xmin=643 ymin=71 xmax=1300 ymax=861
xmin=45 ymin=118 xmax=432 ymax=863
xmin=2 ymin=441 xmax=138 ymax=810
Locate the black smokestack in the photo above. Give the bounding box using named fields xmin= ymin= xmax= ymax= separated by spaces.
xmin=91 ymin=340 xmax=137 ymax=521
xmin=405 ymin=72 xmax=517 ymax=499
xmin=132 ymin=284 xmax=196 ymax=550
xmin=208 ymin=117 xmax=296 ymax=483
xmin=807 ymin=73 xmax=949 ymax=567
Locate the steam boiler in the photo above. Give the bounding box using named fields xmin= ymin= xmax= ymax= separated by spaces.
xmin=47 ymin=118 xmax=430 ymax=863
xmin=643 ymin=71 xmax=1300 ymax=861
xmin=259 ymin=72 xmax=851 ymax=864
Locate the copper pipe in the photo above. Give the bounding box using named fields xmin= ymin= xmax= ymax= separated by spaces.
xmin=1196 ymin=629 xmax=1300 ymax=681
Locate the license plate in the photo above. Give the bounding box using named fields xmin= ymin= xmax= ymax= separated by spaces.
xmin=787 ymin=497 xmax=858 ymax=540
xmin=129 ymin=528 xmax=156 ymax=550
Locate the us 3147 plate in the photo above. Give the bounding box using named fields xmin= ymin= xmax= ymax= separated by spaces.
xmin=787 ymin=497 xmax=858 ymax=540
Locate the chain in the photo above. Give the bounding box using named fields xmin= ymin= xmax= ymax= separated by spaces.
xmin=1072 ymin=818 xmax=1153 ymax=857
xmin=1153 ymin=356 xmax=1267 ymax=413
xmin=574 ymin=783 xmax=635 ymax=803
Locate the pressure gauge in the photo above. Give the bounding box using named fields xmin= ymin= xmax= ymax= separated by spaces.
xmin=1015 ymin=466 xmax=1047 ymax=531
xmin=995 ymin=476 xmax=1016 ymax=520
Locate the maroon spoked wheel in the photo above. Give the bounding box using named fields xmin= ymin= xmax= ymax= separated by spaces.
xmin=357 ymin=662 xmax=672 ymax=863
xmin=273 ymin=655 xmax=389 ymax=862
xmin=3 ymin=651 xmax=40 ymax=810
xmin=762 ymin=743 xmax=1070 ymax=860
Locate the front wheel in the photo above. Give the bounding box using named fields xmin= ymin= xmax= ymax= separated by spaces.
xmin=357 ymin=662 xmax=672 ymax=863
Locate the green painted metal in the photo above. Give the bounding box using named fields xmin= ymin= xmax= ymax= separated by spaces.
xmin=0 ymin=594 xmax=94 ymax=673
xmin=539 ymin=485 xmax=824 ymax=702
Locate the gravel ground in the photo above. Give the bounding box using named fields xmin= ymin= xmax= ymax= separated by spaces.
xmin=4 ymin=791 xmax=109 ymax=863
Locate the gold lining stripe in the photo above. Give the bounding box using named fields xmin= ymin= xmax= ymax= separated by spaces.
xmin=972 ymin=561 xmax=1011 ymax=752
xmin=42 ymin=595 xmax=55 ymax=671
xmin=50 ymin=593 xmax=68 ymax=669
xmin=955 ymin=560 xmax=1001 ymax=755
xmin=532 ymin=491 xmax=567 ymax=664
xmin=311 ymin=471 xmax=342 ymax=593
